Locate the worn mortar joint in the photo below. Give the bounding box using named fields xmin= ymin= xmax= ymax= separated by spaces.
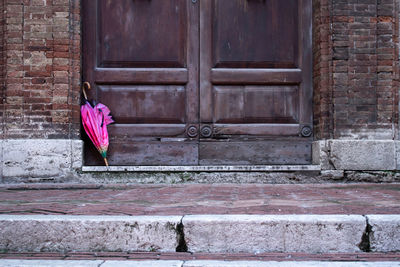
xmin=359 ymin=215 xmax=372 ymax=252
xmin=176 ymin=215 xmax=188 ymax=252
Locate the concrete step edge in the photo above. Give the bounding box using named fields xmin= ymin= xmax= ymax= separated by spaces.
xmin=0 ymin=260 xmax=399 ymax=267
xmin=81 ymin=165 xmax=321 ymax=172
xmin=0 ymin=215 xmax=399 ymax=254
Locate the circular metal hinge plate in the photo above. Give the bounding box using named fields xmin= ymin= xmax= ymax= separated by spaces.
xmin=301 ymin=126 xmax=313 ymax=137
xmin=187 ymin=126 xmax=198 ymax=138
xmin=200 ymin=125 xmax=213 ymax=138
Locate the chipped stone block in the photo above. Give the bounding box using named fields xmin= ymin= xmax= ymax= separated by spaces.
xmin=367 ymin=215 xmax=400 ymax=252
xmin=314 ymin=140 xmax=396 ymax=171
xmin=0 ymin=215 xmax=181 ymax=252
xmin=328 ymin=140 xmax=396 ymax=170
xmin=2 ymin=139 xmax=82 ymax=178
xmin=312 ymin=140 xmax=331 ymax=169
xmin=183 ymin=215 xmax=365 ymax=253
xmin=71 ymin=140 xmax=84 ymax=170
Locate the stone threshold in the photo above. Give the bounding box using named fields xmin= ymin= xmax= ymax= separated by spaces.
xmin=81 ymin=165 xmax=321 ymax=172
xmin=0 ymin=259 xmax=399 ymax=267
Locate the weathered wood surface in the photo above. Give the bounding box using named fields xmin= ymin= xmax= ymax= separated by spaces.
xmin=83 ymin=0 xmax=312 ymax=166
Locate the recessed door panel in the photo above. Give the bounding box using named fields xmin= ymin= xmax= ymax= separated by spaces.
xmin=98 ymin=85 xmax=186 ymax=124
xmin=213 ymin=85 xmax=299 ymax=124
xmin=199 ymin=141 xmax=312 ymax=165
xmin=213 ymin=0 xmax=298 ymax=68
xmin=98 ymin=0 xmax=186 ymax=68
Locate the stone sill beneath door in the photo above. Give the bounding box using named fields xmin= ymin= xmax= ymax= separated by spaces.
xmin=81 ymin=165 xmax=321 ymax=172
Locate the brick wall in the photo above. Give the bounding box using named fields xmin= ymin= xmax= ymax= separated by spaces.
xmin=313 ymin=0 xmax=333 ymax=139
xmin=0 ymin=0 xmax=398 ymax=142
xmin=313 ymin=0 xmax=399 ymax=140
xmin=0 ymin=0 xmax=80 ymax=139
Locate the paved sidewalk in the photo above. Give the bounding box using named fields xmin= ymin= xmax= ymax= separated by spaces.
xmin=0 ymin=183 xmax=399 ymax=215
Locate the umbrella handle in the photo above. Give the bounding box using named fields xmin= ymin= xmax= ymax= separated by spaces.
xmin=82 ymin=81 xmax=91 ymax=100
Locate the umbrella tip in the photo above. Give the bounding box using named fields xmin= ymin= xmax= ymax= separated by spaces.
xmin=104 ymin=158 xmax=109 ymax=167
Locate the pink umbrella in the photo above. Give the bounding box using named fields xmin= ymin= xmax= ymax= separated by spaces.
xmin=81 ymin=82 xmax=114 ymax=166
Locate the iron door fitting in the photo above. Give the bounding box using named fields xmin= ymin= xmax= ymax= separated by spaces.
xmin=186 ymin=125 xmax=199 ymax=138
xmin=301 ymin=125 xmax=313 ymax=137
xmin=200 ymin=125 xmax=213 ymax=138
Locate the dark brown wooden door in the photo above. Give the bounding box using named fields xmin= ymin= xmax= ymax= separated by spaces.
xmin=83 ymin=0 xmax=312 ymax=166
xmin=198 ymin=0 xmax=313 ymax=165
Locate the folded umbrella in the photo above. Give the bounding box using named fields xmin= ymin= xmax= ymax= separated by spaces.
xmin=81 ymin=82 xmax=114 ymax=166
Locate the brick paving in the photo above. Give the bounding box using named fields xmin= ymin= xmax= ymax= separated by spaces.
xmin=0 ymin=183 xmax=399 ymax=215
xmin=0 ymin=252 xmax=399 ymax=262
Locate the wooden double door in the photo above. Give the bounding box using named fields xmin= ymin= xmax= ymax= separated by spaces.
xmin=83 ymin=0 xmax=313 ymax=166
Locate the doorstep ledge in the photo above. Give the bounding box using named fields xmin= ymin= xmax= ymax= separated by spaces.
xmin=81 ymin=165 xmax=321 ymax=172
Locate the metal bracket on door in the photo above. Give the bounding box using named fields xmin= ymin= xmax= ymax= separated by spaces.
xmin=200 ymin=125 xmax=213 ymax=138
xmin=300 ymin=125 xmax=313 ymax=137
xmin=186 ymin=125 xmax=199 ymax=138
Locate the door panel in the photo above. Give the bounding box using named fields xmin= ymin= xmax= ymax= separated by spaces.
xmin=98 ymin=85 xmax=186 ymax=124
xmin=200 ymin=141 xmax=312 ymax=165
xmin=85 ymin=142 xmax=198 ymax=166
xmin=213 ymin=85 xmax=299 ymax=124
xmin=83 ymin=0 xmax=199 ymax=166
xmin=98 ymin=0 xmax=186 ymax=68
xmin=212 ymin=0 xmax=298 ymax=68
xmin=199 ymin=0 xmax=312 ymax=165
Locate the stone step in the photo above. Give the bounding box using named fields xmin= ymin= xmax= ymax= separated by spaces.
xmin=1 ymin=214 xmax=399 ymax=253
xmin=0 ymin=183 xmax=399 ymax=256
xmin=0 ymin=260 xmax=399 ymax=267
